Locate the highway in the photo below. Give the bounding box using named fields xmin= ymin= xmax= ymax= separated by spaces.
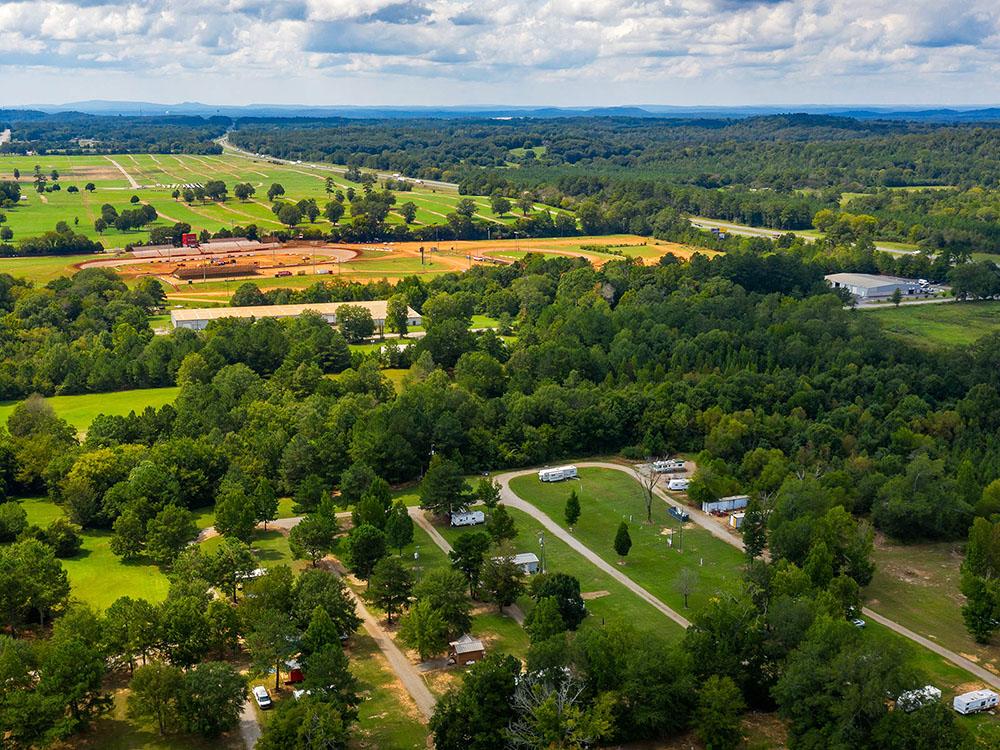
xmin=689 ymin=216 xmax=919 ymax=256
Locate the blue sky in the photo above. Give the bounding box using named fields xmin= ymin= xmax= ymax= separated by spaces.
xmin=1 ymin=0 xmax=998 ymax=106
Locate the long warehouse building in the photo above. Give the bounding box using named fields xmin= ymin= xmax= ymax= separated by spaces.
xmin=170 ymin=300 xmax=421 ymax=331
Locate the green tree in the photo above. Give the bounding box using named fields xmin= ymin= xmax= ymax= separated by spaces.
xmin=525 ymin=596 xmax=566 ymax=643
xmin=301 ymin=605 xmax=341 ymax=656
xmin=430 ymin=653 xmax=521 ymax=750
xmin=385 ymin=501 xmax=414 ymax=554
xmin=245 ymin=607 xmax=299 ymax=690
xmin=490 ymin=193 xmax=511 ymax=216
xmin=564 ymin=489 xmax=581 ymax=528
xmin=890 ymin=287 xmax=903 ymax=306
xmin=695 ymin=675 xmax=745 ymax=750
xmin=324 ymin=200 xmax=345 ymax=225
xmin=420 ymin=454 xmax=470 ymax=517
xmin=177 ymin=662 xmax=246 ymax=738
xmin=741 ymin=497 xmax=768 ymax=559
xmin=212 ymin=536 xmax=258 ymax=603
xmin=413 ymin=568 xmax=472 ymax=637
xmin=486 ymin=504 xmax=517 ymax=545
xmin=0 ymin=501 xmax=26 ymax=542
xmin=214 ymin=479 xmax=257 ymax=542
xmin=344 ymin=524 xmax=387 ymax=581
xmin=257 ymin=693 xmax=352 ymax=750
xmin=105 ymin=596 xmax=159 ymax=672
xmin=614 ymin=521 xmax=632 ymax=561
xmin=0 ymin=538 xmax=70 ymax=628
xmin=475 ymin=477 xmax=502 ymax=511
xmin=301 ymin=643 xmax=359 ymax=712
xmin=159 ymin=595 xmax=211 ymax=667
xmin=368 ymin=556 xmax=413 ymax=623
xmin=145 ymin=505 xmax=197 ymax=568
xmin=278 ymin=203 xmax=302 ymax=228
xmin=530 ymin=573 xmax=586 ymax=630
xmin=399 ymin=201 xmax=418 ymax=224
xmin=289 ymin=513 xmax=338 ymax=568
xmin=385 ymin=294 xmax=410 ymax=336
xmin=871 ymin=703 xmax=965 ymax=750
xmin=128 ymin=662 xmax=183 ymax=735
xmin=267 ymin=183 xmax=285 ymax=201
xmin=336 ymin=304 xmax=375 ymax=343
xmin=399 ymin=598 xmax=451 ymax=660
xmin=480 ymin=553 xmax=525 ymax=613
xmin=449 ymin=530 xmax=492 ymax=597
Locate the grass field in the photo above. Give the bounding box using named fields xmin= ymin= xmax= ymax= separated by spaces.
xmin=0 ymin=387 xmax=181 ymax=432
xmin=508 ymin=468 xmax=746 ymax=614
xmin=867 ymin=301 xmax=1000 ymax=347
xmin=0 ymin=152 xmax=569 ymax=247
xmin=866 ymin=538 xmax=1000 ymax=676
xmin=435 ymin=505 xmax=681 ymax=640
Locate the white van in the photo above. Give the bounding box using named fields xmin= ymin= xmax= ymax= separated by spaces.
xmin=252 ymin=685 xmax=272 ymax=709
xmin=953 ymin=689 xmax=998 ymax=714
xmin=667 ymin=478 xmax=690 ymax=491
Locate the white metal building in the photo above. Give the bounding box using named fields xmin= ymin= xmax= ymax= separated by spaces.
xmin=170 ymin=300 xmax=421 ymax=331
xmin=824 ymin=273 xmax=924 ymax=299
xmin=512 ymin=553 xmax=540 ymax=575
xmin=702 ymin=495 xmax=749 ymax=514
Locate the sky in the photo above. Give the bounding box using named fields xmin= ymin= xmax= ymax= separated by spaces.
xmin=1 ymin=0 xmax=999 ymax=107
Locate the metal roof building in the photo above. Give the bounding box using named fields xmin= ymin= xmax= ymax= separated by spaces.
xmin=824 ymin=273 xmax=924 ymax=299
xmin=170 ymin=300 xmax=421 ymax=331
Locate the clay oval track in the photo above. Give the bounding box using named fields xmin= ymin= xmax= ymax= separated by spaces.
xmin=72 ymin=245 xmax=361 ymax=274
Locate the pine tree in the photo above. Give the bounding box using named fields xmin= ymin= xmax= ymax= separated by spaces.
xmin=565 ymin=489 xmax=581 ymax=528
xmin=614 ymin=521 xmax=632 ymax=561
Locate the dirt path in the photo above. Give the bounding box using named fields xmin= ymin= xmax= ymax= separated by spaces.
xmin=408 ymin=507 xmax=525 ymax=625
xmin=563 ymin=461 xmax=1000 ymax=690
xmin=326 ymin=560 xmax=437 ymax=720
xmin=238 ymin=699 xmax=261 ymax=749
xmin=494 ymin=468 xmax=691 ymax=629
xmin=104 ymin=156 xmax=140 ymax=189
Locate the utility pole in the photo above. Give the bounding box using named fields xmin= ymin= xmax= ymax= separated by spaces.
xmin=538 ymin=531 xmax=546 ymax=574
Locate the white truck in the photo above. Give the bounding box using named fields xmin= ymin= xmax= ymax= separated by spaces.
xmin=953 ymin=689 xmax=999 ymax=714
xmin=450 ymin=510 xmax=486 ymax=527
xmin=652 ymin=459 xmax=685 ymax=473
xmin=538 ymin=465 xmax=578 ymax=482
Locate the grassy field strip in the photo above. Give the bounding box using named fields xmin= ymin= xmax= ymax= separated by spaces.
xmin=0 ymin=386 xmax=181 ymax=432
xmin=867 ymin=300 xmax=1000 ymax=347
xmin=435 ymin=505 xmax=681 ymax=640
xmin=504 ymin=467 xmax=744 ymax=615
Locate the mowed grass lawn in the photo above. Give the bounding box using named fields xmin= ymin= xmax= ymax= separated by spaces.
xmin=868 ymin=301 xmax=1000 ymax=347
xmin=508 ymin=467 xmax=745 ymax=615
xmin=865 ymin=539 xmax=999 ymax=676
xmin=434 ymin=506 xmax=681 ymax=641
xmin=0 ymin=386 xmax=181 ymax=432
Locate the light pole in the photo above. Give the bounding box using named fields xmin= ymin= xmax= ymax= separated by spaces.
xmin=538 ymin=531 xmax=546 ymax=574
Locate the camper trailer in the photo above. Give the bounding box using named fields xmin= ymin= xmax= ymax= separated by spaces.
xmin=667 ymin=478 xmax=690 ymax=491
xmin=538 ymin=465 xmax=578 ymax=482
xmin=652 ymin=459 xmax=686 ymax=473
xmin=953 ymin=689 xmax=999 ymax=715
xmin=450 ymin=510 xmax=486 ymax=527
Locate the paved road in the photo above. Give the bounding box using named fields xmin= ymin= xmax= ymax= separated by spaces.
xmin=854 ymin=297 xmax=955 ymax=310
xmin=238 ymin=699 xmax=262 ymax=749
xmin=689 ymin=216 xmax=918 ymax=256
xmin=494 ymin=468 xmax=691 ymax=629
xmin=328 ymin=560 xmax=437 ymax=720
xmin=559 ymin=461 xmax=1000 ymax=690
xmin=408 ymin=507 xmax=526 ymax=625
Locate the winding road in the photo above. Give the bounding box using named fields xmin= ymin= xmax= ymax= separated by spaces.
xmin=505 ymin=461 xmax=1000 ymax=690
xmin=494 ymin=468 xmax=691 ymax=629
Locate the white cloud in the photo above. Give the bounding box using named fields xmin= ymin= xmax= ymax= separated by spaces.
xmin=0 ymin=0 xmax=998 ymax=104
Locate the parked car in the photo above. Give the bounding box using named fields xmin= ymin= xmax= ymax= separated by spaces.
xmin=851 ymin=617 xmax=866 ymax=629
xmin=252 ymin=685 xmax=272 ymax=709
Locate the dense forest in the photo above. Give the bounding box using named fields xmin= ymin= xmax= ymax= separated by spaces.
xmin=0 ymin=112 xmax=227 ymax=155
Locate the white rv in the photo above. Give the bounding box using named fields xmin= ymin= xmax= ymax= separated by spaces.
xmin=450 ymin=510 xmax=486 ymax=527
xmin=897 ymin=685 xmax=941 ymax=712
xmin=653 ymin=459 xmax=686 ymax=473
xmin=538 ymin=465 xmax=578 ymax=482
xmin=953 ymin=689 xmax=999 ymax=714
xmin=667 ymin=478 xmax=690 ymax=491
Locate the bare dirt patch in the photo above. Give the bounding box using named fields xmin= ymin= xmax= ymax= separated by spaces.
xmin=582 ymin=590 xmax=611 ymax=600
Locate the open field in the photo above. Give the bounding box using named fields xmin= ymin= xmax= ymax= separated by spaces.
xmin=435 ymin=505 xmax=681 ymax=640
xmin=866 ymin=537 xmax=1000 ymax=677
xmin=0 ymin=386 xmax=181 ymax=432
xmin=0 ymin=152 xmax=568 ymax=246
xmin=867 ymin=300 xmax=1000 ymax=347
xmin=508 ymin=468 xmax=746 ymax=614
